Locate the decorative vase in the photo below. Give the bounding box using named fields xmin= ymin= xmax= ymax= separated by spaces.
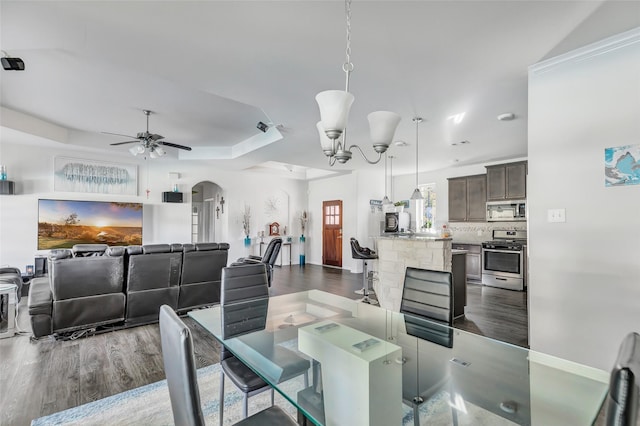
xmin=299 ymin=234 xmax=306 ymax=266
xmin=244 ymin=236 xmax=251 ymax=247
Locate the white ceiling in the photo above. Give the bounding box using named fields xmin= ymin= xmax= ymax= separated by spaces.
xmin=1 ymin=1 xmax=639 ymax=177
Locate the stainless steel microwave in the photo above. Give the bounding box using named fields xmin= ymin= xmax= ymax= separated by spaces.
xmin=486 ymin=200 xmax=526 ymax=222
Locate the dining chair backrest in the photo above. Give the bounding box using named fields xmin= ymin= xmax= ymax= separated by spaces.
xmin=400 ymin=267 xmax=453 ymax=326
xmin=221 ymin=263 xmax=269 ymax=305
xmin=262 ymin=238 xmax=282 ymax=267
xmin=159 ymin=305 xmax=205 ymax=426
xmin=606 ymin=332 xmax=640 ymax=426
xmin=220 ymin=263 xmax=270 ymax=356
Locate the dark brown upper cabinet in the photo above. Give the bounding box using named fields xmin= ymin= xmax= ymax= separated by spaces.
xmin=448 ymin=174 xmax=487 ymax=222
xmin=486 ymin=161 xmax=527 ymax=201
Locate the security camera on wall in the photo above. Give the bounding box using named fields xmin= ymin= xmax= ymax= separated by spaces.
xmin=1 ymin=57 xmax=25 ymax=71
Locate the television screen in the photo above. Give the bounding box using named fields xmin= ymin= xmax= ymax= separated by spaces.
xmin=38 ymin=199 xmax=143 ymax=249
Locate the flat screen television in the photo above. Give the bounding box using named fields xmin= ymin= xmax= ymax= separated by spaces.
xmin=38 ymin=199 xmax=143 ymax=249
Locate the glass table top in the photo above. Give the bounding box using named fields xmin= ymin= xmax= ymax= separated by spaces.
xmin=189 ymin=290 xmax=609 ymax=426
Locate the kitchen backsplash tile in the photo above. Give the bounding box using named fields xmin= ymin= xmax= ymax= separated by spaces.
xmin=449 ymin=222 xmax=527 ymax=243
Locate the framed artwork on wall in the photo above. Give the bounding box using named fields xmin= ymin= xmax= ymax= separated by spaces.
xmin=605 ymin=144 xmax=640 ymax=187
xmin=54 ymin=157 xmax=137 ymax=195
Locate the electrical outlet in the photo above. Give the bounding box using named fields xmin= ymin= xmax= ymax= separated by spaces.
xmin=547 ymin=208 xmax=566 ymax=223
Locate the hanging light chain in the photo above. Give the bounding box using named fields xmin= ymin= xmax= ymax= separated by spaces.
xmin=413 ymin=117 xmax=423 ymax=188
xmin=343 ymin=0 xmax=354 ymax=92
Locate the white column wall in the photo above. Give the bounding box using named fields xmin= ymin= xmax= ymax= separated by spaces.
xmin=528 ymin=28 xmax=640 ymax=369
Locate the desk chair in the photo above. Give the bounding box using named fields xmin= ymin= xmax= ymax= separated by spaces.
xmin=159 ymin=305 xmax=296 ymax=426
xmin=231 ymin=238 xmax=282 ymax=286
xmin=350 ymin=237 xmax=378 ymax=305
xmin=219 ymin=264 xmax=310 ymax=424
xmin=606 ymin=332 xmax=640 ymax=426
xmin=400 ymin=267 xmax=456 ymax=426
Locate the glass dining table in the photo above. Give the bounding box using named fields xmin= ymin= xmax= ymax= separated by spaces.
xmin=188 ymin=290 xmax=609 ymax=426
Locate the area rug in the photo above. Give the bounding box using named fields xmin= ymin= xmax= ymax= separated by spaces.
xmin=31 ymin=363 xmax=513 ymax=425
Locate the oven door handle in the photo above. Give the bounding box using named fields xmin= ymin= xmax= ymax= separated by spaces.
xmin=482 ymin=248 xmax=521 ymax=254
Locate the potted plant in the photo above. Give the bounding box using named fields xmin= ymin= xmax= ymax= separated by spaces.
xmin=242 ymin=205 xmax=251 ymax=247
xmin=299 ymin=211 xmax=308 ymax=265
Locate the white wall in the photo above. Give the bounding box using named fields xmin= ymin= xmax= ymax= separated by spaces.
xmin=528 ymin=28 xmax=640 ymax=369
xmin=0 ymin=139 xmax=307 ymax=269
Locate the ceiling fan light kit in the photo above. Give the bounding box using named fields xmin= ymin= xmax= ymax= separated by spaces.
xmin=315 ymin=0 xmax=400 ymax=166
xmin=106 ymin=109 xmax=192 ymax=158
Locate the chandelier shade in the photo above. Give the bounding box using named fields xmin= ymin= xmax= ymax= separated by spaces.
xmin=317 ymin=121 xmax=336 ymax=156
xmin=315 ymin=90 xmax=354 ymax=140
xmin=129 ymin=145 xmax=145 ymax=155
xmin=368 ymin=111 xmax=401 ymax=151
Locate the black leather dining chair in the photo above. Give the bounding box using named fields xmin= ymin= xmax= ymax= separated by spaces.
xmin=158 ymin=305 xmax=297 ymax=426
xmin=400 ymin=267 xmax=456 ymax=426
xmin=231 ymin=238 xmax=282 ymax=286
xmin=219 ymin=264 xmax=310 ymax=424
xmin=606 ymin=331 xmax=640 ymax=426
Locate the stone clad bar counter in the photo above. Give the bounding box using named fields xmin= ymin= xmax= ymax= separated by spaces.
xmin=375 ymin=235 xmax=453 ymax=312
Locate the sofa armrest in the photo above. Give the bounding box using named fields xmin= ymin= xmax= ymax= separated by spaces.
xmin=28 ymin=277 xmax=52 ymax=316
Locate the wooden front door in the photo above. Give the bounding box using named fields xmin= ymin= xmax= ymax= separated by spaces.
xmin=322 ymin=200 xmax=342 ymax=267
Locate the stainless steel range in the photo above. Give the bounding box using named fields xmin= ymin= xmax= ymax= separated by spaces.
xmin=482 ymin=229 xmax=527 ymax=291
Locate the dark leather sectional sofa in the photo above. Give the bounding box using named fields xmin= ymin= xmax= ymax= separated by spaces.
xmin=28 ymin=242 xmax=229 ymax=338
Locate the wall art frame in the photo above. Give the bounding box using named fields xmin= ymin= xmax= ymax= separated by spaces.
xmin=54 ymin=157 xmax=138 ymax=195
xmin=605 ymin=144 xmax=640 ymax=187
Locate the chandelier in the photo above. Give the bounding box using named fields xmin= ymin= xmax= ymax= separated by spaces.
xmin=315 ymin=0 xmax=401 ymax=166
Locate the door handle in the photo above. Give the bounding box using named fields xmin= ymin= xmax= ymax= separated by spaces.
xmin=495 ymin=277 xmax=508 ymax=281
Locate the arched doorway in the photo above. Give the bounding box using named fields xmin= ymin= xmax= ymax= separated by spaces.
xmin=191 ymin=181 xmax=223 ymax=243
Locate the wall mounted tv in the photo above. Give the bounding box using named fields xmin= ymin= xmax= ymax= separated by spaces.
xmin=38 ymin=199 xmax=143 ymax=249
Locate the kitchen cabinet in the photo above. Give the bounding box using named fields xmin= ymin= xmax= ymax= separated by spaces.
xmin=448 ymin=174 xmax=486 ymax=222
xmin=453 ymin=243 xmax=482 ymax=281
xmin=486 ymin=161 xmax=527 ymax=201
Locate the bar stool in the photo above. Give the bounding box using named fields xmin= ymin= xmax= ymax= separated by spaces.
xmin=349 ymin=238 xmax=379 ymax=305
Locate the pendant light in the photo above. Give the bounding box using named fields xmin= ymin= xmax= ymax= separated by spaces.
xmin=315 ymin=0 xmax=401 ymax=166
xmin=410 ymin=117 xmax=423 ymax=200
xmin=382 ymin=152 xmax=392 ymax=207
xmin=409 ymin=117 xmax=424 ymax=232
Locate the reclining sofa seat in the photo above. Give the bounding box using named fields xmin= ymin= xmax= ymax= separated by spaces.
xmin=29 ymin=246 xmax=126 ymax=337
xmin=178 ymin=242 xmax=229 ymax=311
xmin=125 ymin=244 xmax=183 ymax=326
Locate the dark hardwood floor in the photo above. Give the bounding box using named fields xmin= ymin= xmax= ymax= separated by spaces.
xmin=0 ymin=265 xmax=527 ymax=425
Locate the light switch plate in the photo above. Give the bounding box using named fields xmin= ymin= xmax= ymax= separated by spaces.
xmin=547 ymin=208 xmax=566 ymax=223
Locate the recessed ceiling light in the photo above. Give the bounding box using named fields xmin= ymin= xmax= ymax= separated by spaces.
xmin=497 ymin=112 xmax=515 ymax=121
xmin=394 ymin=140 xmax=409 ymax=147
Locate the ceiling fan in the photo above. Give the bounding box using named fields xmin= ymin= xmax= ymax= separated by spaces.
xmin=104 ymin=110 xmax=192 ymax=158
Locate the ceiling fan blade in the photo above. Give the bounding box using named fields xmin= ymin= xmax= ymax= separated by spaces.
xmin=158 ymin=141 xmax=192 ymax=151
xmin=110 ymin=140 xmax=141 ymax=146
xmin=102 ymin=131 xmax=138 ymax=138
